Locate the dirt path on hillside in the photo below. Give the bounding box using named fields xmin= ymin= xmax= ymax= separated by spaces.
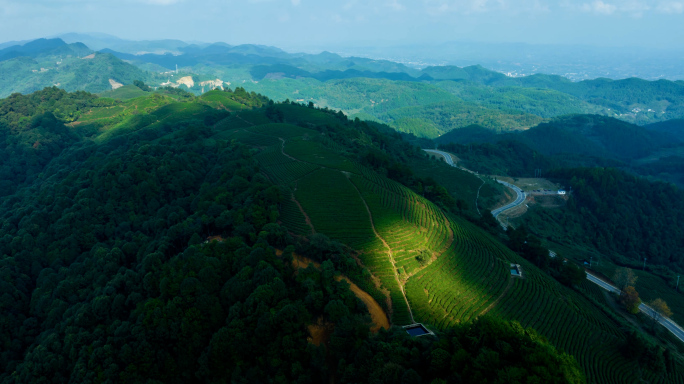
xmin=290 ymin=193 xmax=315 ymax=235
xmin=235 ymin=114 xmax=255 ymax=126
xmin=479 ymin=276 xmax=514 ymax=316
xmin=277 ymin=249 xmax=390 ymax=331
xmin=403 ymin=209 xmax=454 ymax=282
xmin=344 ymin=173 xmax=415 ymax=324
xmin=475 ymin=178 xmax=485 ymax=216
xmin=279 ymin=138 xmax=299 ymax=161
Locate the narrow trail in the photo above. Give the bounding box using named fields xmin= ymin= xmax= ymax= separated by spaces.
xmin=345 ymin=173 xmax=415 ymax=324
xmin=479 ymin=276 xmax=514 ymax=316
xmin=475 ymin=177 xmax=485 ymax=216
xmin=278 ymin=138 xmax=299 ymax=161
xmin=290 ymin=193 xmax=316 ymax=235
xmin=276 ymin=250 xmax=390 ymax=332
xmin=404 ymin=209 xmax=454 ymax=281
xmin=234 ymin=113 xmax=256 ymax=127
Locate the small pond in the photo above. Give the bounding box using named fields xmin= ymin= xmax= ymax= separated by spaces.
xmin=405 ymin=324 xmax=431 ymax=337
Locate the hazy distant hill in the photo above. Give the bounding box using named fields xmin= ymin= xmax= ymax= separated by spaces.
xmin=4 ymin=34 xmax=684 ymax=138
xmin=0 ymin=38 xmax=90 ymax=62
xmin=0 ymin=50 xmax=152 ymax=97
xmin=58 ymin=32 xmax=189 ymax=54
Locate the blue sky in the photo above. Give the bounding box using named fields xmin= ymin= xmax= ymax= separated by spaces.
xmin=1 ymin=0 xmax=683 ymax=50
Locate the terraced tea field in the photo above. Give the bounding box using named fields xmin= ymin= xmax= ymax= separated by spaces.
xmin=220 ymin=110 xmax=684 ymax=383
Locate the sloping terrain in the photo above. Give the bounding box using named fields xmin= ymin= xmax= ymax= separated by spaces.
xmin=1 ymin=87 xmax=683 ymax=382
xmin=219 ymin=103 xmax=684 ymax=383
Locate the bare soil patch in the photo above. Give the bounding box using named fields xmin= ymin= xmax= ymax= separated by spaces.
xmin=276 ymin=249 xmax=390 ymax=332
xmin=108 ymin=79 xmax=123 ymax=90
xmin=307 ymin=317 xmax=334 ymax=346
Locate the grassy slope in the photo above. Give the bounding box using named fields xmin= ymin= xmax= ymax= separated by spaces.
xmin=216 ymin=102 xmax=684 ymax=384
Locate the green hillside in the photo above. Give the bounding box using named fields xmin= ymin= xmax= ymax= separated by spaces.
xmin=435 ymin=81 xmax=603 ymax=118
xmin=645 ymin=119 xmax=684 ymax=142
xmin=437 ymin=114 xmax=679 ymax=168
xmin=218 ymin=102 xmax=684 ymax=383
xmin=3 ymin=88 xmax=684 ymax=383
xmin=418 ymin=65 xmax=684 ymax=125
xmin=241 ymin=78 xmax=544 ymax=138
xmin=0 ymin=52 xmax=154 ymax=98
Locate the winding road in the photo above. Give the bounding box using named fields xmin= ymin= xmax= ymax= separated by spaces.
xmin=424 ymin=149 xmax=684 ymax=342
xmin=423 ymin=149 xmax=527 ymax=223
xmin=491 ymin=181 xmax=526 ymax=220
xmin=425 ymin=149 xmax=684 ymax=344
xmin=587 ymin=272 xmax=684 ymax=342
xmin=422 ymin=149 xmax=487 ymax=214
xmin=424 ymin=149 xmax=457 ymax=167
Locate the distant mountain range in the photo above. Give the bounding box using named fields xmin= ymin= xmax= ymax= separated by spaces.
xmin=0 ymin=38 xmax=90 ymax=62
xmin=2 ymin=33 xmax=684 ymax=140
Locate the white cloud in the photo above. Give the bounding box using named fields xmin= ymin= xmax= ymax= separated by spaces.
xmin=386 ymin=0 xmax=406 ymax=11
xmin=147 ymin=0 xmax=179 ymax=4
xmin=657 ymin=1 xmax=684 ymax=13
xmin=291 ymin=0 xmax=301 ymax=5
xmin=423 ymin=0 xmax=551 ymax=15
xmin=581 ymin=1 xmax=618 ymax=14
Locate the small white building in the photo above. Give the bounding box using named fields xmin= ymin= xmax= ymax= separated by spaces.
xmin=557 ymin=190 xmax=566 ymax=195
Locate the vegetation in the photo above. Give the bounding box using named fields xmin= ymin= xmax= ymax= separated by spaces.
xmin=0 ymin=52 xmax=154 ymax=98
xmin=521 ymin=168 xmax=684 ymax=270
xmin=649 ymin=299 xmax=674 ymax=325
xmin=620 ymin=286 xmax=642 ymax=314
xmin=2 ymin=88 xmax=683 ymax=383
xmin=508 ymin=226 xmax=586 ymax=287
xmin=614 ymin=267 xmax=639 ymax=291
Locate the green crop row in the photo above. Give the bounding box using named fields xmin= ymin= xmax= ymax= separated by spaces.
xmin=285 ymin=139 xmax=361 ymax=173
xmin=294 ymin=169 xmax=375 ymax=246
xmin=278 ymin=192 xmax=313 ymax=236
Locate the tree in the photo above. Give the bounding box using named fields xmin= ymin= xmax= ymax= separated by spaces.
xmin=648 ymin=298 xmax=673 ymax=325
xmin=415 ymin=249 xmax=431 ymax=266
xmin=133 ymin=80 xmax=152 ymax=92
xmin=620 ymin=286 xmax=641 ymax=314
xmin=613 ymin=267 xmax=638 ymax=291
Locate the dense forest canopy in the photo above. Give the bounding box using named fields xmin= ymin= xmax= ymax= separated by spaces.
xmin=521 ymin=167 xmax=684 ymax=271
xmin=0 ymin=88 xmax=588 ymax=383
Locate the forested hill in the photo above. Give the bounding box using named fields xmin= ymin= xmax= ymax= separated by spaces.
xmin=0 ymin=41 xmax=154 ymax=98
xmin=437 ymin=114 xmax=681 ymax=167
xmin=521 ymin=167 xmax=684 ymax=271
xmin=0 ymin=38 xmax=90 ymax=62
xmin=645 ymin=119 xmax=684 ymax=142
xmin=0 ymin=87 xmax=595 ymax=383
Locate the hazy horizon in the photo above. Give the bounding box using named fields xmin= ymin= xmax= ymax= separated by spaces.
xmin=1 ymin=0 xmax=683 ymax=51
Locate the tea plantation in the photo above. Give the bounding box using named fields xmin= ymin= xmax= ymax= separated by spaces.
xmin=219 ymin=104 xmax=684 ymax=383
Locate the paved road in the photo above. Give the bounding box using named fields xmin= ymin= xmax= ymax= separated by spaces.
xmin=423 ymin=149 xmax=527 ymax=223
xmin=425 ymin=148 xmax=684 ymax=341
xmin=423 ymin=149 xmax=486 ymax=215
xmin=586 ymin=272 xmax=684 ymax=342
xmin=491 ymin=180 xmax=526 ymax=219
xmin=424 ymin=149 xmax=456 ymax=167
